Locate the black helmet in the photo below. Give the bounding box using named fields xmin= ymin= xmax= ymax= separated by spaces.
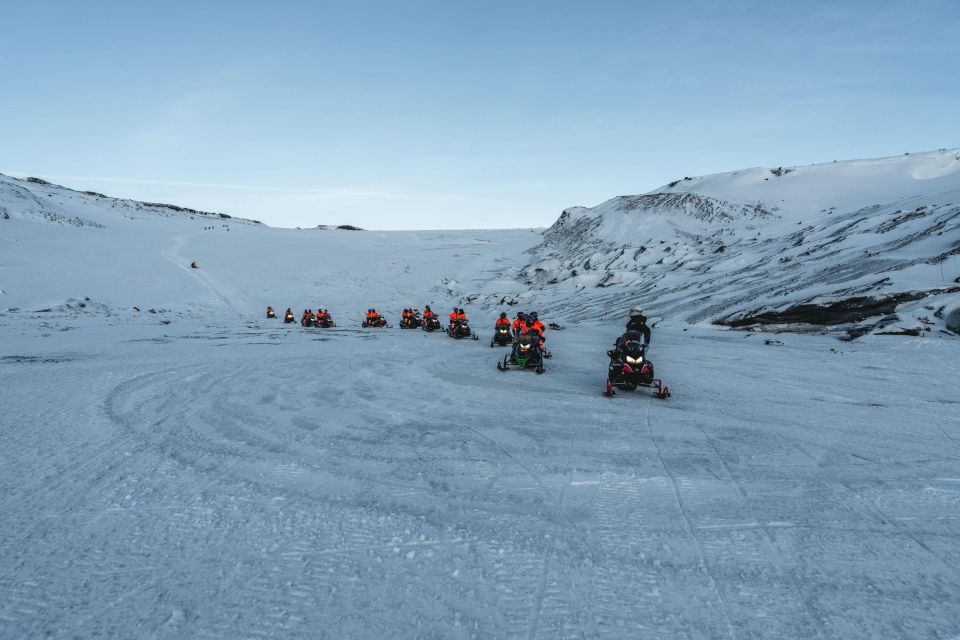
xmin=530 ymin=311 xmax=538 ymax=320
xmin=517 ymin=312 xmax=527 ymax=320
xmin=459 ymin=308 xmax=465 ymax=314
xmin=425 ymin=305 xmax=431 ymax=310
xmin=500 ymin=312 xmax=507 ymax=318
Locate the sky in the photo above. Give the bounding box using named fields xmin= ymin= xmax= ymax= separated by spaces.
xmin=1 ymin=0 xmax=959 ymax=230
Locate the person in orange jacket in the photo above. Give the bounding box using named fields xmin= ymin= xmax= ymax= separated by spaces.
xmin=284 ymin=308 xmax=295 ymax=323
xmin=449 ymin=308 xmax=460 ymax=325
xmin=266 ymin=306 xmax=276 ymax=319
xmin=512 ymin=312 xmax=528 ymax=335
xmin=526 ymin=311 xmax=550 ymax=357
xmin=495 ymin=312 xmax=511 ymax=329
xmin=422 ymin=305 xmax=434 ymax=320
xmin=527 ymin=311 xmax=545 ymax=337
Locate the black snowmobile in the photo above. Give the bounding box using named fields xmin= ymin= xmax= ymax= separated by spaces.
xmin=301 ymin=314 xmax=315 ymax=327
xmin=315 ymin=315 xmax=335 ymax=328
xmin=422 ymin=315 xmax=443 ymax=332
xmin=497 ymin=332 xmax=544 ymax=374
xmin=400 ymin=314 xmax=423 ymax=329
xmin=604 ymin=331 xmax=670 ymax=399
xmin=362 ymin=315 xmax=390 ymax=328
xmin=448 ymin=318 xmax=479 ymax=340
xmin=490 ymin=325 xmax=512 ymax=347
xmin=283 ymin=310 xmax=295 ymax=324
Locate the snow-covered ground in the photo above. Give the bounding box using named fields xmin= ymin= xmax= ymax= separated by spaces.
xmin=2 ymin=168 xmax=960 ymax=639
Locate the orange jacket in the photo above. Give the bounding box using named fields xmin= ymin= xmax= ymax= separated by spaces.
xmin=495 ymin=317 xmax=511 ymax=327
xmin=512 ymin=319 xmax=527 ymax=333
xmin=423 ymin=309 xmax=434 ymax=318
xmin=528 ymin=320 xmax=545 ymax=335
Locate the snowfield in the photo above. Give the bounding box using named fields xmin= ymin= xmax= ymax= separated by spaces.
xmin=1 ymin=162 xmax=960 ymax=639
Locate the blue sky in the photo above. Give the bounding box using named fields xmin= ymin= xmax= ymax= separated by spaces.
xmin=2 ymin=1 xmax=958 ymax=229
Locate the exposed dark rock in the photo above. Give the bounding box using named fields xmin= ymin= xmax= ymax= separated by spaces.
xmin=722 ymin=291 xmax=930 ymax=328
xmin=876 ymin=328 xmax=922 ymax=336
xmin=946 ymin=307 xmax=960 ymax=334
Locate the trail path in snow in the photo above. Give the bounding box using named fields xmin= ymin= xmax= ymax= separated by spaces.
xmin=2 ymin=225 xmax=960 ymax=639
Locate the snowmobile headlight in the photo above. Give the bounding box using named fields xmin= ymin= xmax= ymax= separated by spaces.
xmin=520 ymin=344 xmax=530 ymax=352
xmin=626 ymin=355 xmax=643 ymax=365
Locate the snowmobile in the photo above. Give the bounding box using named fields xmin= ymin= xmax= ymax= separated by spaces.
xmin=497 ymin=332 xmax=544 ymax=374
xmin=266 ymin=307 xmax=276 ymax=319
xmin=400 ymin=314 xmax=423 ymax=329
xmin=190 ymin=261 xmax=198 ymax=269
xmin=604 ymin=331 xmax=670 ymax=399
xmin=315 ymin=315 xmax=335 ymax=328
xmin=283 ymin=310 xmax=295 ymax=324
xmin=422 ymin=315 xmax=443 ymax=332
xmin=362 ymin=315 xmax=389 ymax=328
xmin=448 ymin=318 xmax=479 ymax=340
xmin=490 ymin=325 xmax=512 ymax=347
xmin=301 ymin=313 xmax=315 ymax=327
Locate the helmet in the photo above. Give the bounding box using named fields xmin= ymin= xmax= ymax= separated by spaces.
xmin=459 ymin=308 xmax=465 ymax=314
xmin=517 ymin=312 xmax=527 ymax=320
xmin=530 ymin=311 xmax=538 ymax=320
xmin=425 ymin=305 xmax=431 ymax=311
xmin=629 ymin=306 xmax=644 ymax=318
xmin=500 ymin=312 xmax=507 ymax=318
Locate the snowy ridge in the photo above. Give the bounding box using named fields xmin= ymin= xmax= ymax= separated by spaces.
xmin=0 ymin=173 xmax=261 ymax=228
xmin=481 ymin=149 xmax=960 ymax=338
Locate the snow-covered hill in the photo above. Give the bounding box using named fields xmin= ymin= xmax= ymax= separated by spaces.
xmin=484 ymin=149 xmax=960 ymax=339
xmin=0 ymin=174 xmax=261 ymax=228
xmin=3 ymin=158 xmax=960 ymax=639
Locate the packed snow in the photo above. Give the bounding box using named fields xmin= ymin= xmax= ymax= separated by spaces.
xmin=1 ymin=162 xmax=959 ymax=639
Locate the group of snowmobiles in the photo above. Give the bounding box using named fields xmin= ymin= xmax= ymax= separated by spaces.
xmin=268 ymin=306 xmax=337 ymax=327
xmin=264 ymin=303 xmax=670 ymax=398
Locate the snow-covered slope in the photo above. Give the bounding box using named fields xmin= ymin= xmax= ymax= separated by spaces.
xmin=3 ymin=160 xmax=960 ymax=639
xmin=485 ymin=149 xmax=960 ymax=339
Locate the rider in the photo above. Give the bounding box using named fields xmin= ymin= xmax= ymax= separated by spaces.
xmin=495 ymin=312 xmax=511 ymax=329
xmin=449 ymin=308 xmax=460 ymax=326
xmin=266 ymin=306 xmax=276 ymax=319
xmin=610 ymin=306 xmax=651 ymax=356
xmin=512 ymin=311 xmax=527 ymax=335
xmin=527 ymin=312 xmax=545 ymax=337
xmin=625 ymin=306 xmax=651 ymax=344
xmin=284 ymin=308 xmax=295 ymax=323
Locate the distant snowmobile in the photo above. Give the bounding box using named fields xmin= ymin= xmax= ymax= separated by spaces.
xmin=266 ymin=306 xmax=276 ymax=319
xmin=497 ymin=332 xmax=544 ymax=374
xmin=604 ymin=331 xmax=670 ymax=398
xmin=448 ymin=318 xmax=478 ymax=340
xmin=283 ymin=309 xmax=295 ymax=324
xmin=490 ymin=324 xmax=512 ymax=347
xmin=422 ymin=315 xmax=443 ymax=332
xmin=315 ymin=311 xmax=335 ymax=328
xmin=400 ymin=313 xmax=422 ymax=329
xmin=190 ymin=261 xmax=198 ymax=269
xmin=362 ymin=315 xmax=389 ymax=328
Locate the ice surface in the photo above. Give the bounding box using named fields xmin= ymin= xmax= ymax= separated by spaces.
xmin=1 ymin=166 xmax=960 ymax=639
